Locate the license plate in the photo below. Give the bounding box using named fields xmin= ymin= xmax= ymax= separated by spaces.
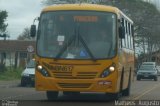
xmin=144 ymin=75 xmax=148 ymax=77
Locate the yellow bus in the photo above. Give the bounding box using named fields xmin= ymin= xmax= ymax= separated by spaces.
xmin=31 ymin=4 xmax=135 ymax=100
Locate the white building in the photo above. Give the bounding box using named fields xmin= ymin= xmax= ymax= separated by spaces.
xmin=0 ymin=40 xmax=35 ymax=68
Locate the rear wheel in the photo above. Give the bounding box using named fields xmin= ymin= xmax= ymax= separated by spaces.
xmin=46 ymin=91 xmax=58 ymax=100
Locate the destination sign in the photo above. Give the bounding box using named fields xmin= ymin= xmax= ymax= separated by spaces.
xmin=73 ymin=16 xmax=98 ymax=22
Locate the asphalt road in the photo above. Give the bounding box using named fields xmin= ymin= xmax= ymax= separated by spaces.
xmin=0 ymin=77 xmax=160 ymax=106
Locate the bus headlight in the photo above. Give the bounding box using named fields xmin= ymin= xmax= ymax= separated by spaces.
xmin=37 ymin=65 xmax=43 ymax=70
xmin=37 ymin=65 xmax=50 ymax=77
xmin=109 ymin=66 xmax=115 ymax=72
xmin=100 ymin=66 xmax=115 ymax=78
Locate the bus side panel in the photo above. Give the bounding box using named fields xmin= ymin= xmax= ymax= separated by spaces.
xmin=118 ymin=48 xmax=134 ymax=91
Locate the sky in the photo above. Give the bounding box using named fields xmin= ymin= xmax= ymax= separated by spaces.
xmin=0 ymin=0 xmax=44 ymax=40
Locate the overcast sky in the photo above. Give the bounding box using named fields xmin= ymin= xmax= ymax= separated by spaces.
xmin=0 ymin=0 xmax=44 ymax=40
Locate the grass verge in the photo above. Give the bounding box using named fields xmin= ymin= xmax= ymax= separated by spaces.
xmin=0 ymin=67 xmax=23 ymax=81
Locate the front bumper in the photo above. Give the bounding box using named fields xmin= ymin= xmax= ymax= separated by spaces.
xmin=35 ymin=72 xmax=118 ymax=93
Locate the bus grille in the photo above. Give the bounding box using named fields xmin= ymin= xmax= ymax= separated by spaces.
xmin=58 ymin=83 xmax=91 ymax=88
xmin=52 ymin=72 xmax=97 ymax=79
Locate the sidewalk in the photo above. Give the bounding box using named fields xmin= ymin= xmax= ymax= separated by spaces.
xmin=0 ymin=80 xmax=20 ymax=88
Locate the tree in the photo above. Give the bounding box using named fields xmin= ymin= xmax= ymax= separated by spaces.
xmin=0 ymin=10 xmax=8 ymax=67
xmin=0 ymin=10 xmax=8 ymax=33
xmin=42 ymin=0 xmax=89 ymax=5
xmin=17 ymin=27 xmax=33 ymax=40
xmin=98 ymin=0 xmax=160 ymax=60
xmin=0 ymin=10 xmax=8 ymax=40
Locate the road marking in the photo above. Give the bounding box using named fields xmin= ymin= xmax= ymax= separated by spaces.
xmin=132 ymin=84 xmax=160 ymax=100
xmin=2 ymin=92 xmax=42 ymax=100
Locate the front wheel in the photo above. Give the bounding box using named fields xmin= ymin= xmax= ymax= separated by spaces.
xmin=123 ymin=72 xmax=131 ymax=96
xmin=154 ymin=77 xmax=158 ymax=81
xmin=105 ymin=93 xmax=120 ymax=100
xmin=21 ymin=78 xmax=27 ymax=87
xmin=63 ymin=91 xmax=80 ymax=96
xmin=122 ymin=81 xmax=131 ymax=96
xmin=137 ymin=77 xmax=141 ymax=81
xmin=46 ymin=91 xmax=58 ymax=100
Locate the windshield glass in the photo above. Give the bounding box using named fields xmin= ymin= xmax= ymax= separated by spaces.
xmin=37 ymin=11 xmax=116 ymax=59
xmin=27 ymin=60 xmax=35 ymax=68
xmin=139 ymin=65 xmax=156 ymax=71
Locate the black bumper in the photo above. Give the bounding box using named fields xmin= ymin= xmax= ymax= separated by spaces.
xmin=137 ymin=75 xmax=157 ymax=79
xmin=21 ymin=75 xmax=35 ymax=85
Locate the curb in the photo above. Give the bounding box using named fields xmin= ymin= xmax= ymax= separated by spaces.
xmin=0 ymin=80 xmax=20 ymax=88
xmin=0 ymin=84 xmax=20 ymax=88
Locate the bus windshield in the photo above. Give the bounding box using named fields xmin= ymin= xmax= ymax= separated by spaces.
xmin=37 ymin=11 xmax=116 ymax=59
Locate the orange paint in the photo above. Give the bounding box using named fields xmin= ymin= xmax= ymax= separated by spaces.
xmin=74 ymin=16 xmax=98 ymax=22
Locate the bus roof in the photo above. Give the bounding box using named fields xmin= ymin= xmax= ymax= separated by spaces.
xmin=43 ymin=4 xmax=118 ymax=12
xmin=42 ymin=4 xmax=133 ymax=24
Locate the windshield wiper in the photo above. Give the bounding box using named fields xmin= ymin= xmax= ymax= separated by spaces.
xmin=55 ymin=25 xmax=96 ymax=61
xmin=78 ymin=34 xmax=96 ymax=61
xmin=107 ymin=42 xmax=113 ymax=57
xmin=55 ymin=35 xmax=76 ymax=60
xmin=73 ymin=24 xmax=96 ymax=61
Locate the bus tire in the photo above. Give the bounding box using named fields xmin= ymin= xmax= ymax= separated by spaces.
xmin=122 ymin=70 xmax=131 ymax=96
xmin=46 ymin=91 xmax=58 ymax=100
xmin=21 ymin=78 xmax=27 ymax=87
xmin=137 ymin=77 xmax=141 ymax=81
xmin=63 ymin=91 xmax=80 ymax=96
xmin=105 ymin=93 xmax=120 ymax=100
xmin=120 ymin=69 xmax=124 ymax=93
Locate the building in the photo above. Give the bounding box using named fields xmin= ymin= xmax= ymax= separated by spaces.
xmin=0 ymin=40 xmax=36 ymax=68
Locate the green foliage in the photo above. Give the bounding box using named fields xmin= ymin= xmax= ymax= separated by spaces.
xmin=42 ymin=0 xmax=89 ymax=5
xmin=0 ymin=67 xmax=23 ymax=81
xmin=99 ymin=0 xmax=160 ymax=56
xmin=0 ymin=10 xmax=8 ymax=33
xmin=0 ymin=63 xmax=7 ymax=73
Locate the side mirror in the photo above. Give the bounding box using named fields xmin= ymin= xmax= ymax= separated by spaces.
xmin=30 ymin=25 xmax=36 ymax=37
xmin=119 ymin=26 xmax=125 ymax=39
